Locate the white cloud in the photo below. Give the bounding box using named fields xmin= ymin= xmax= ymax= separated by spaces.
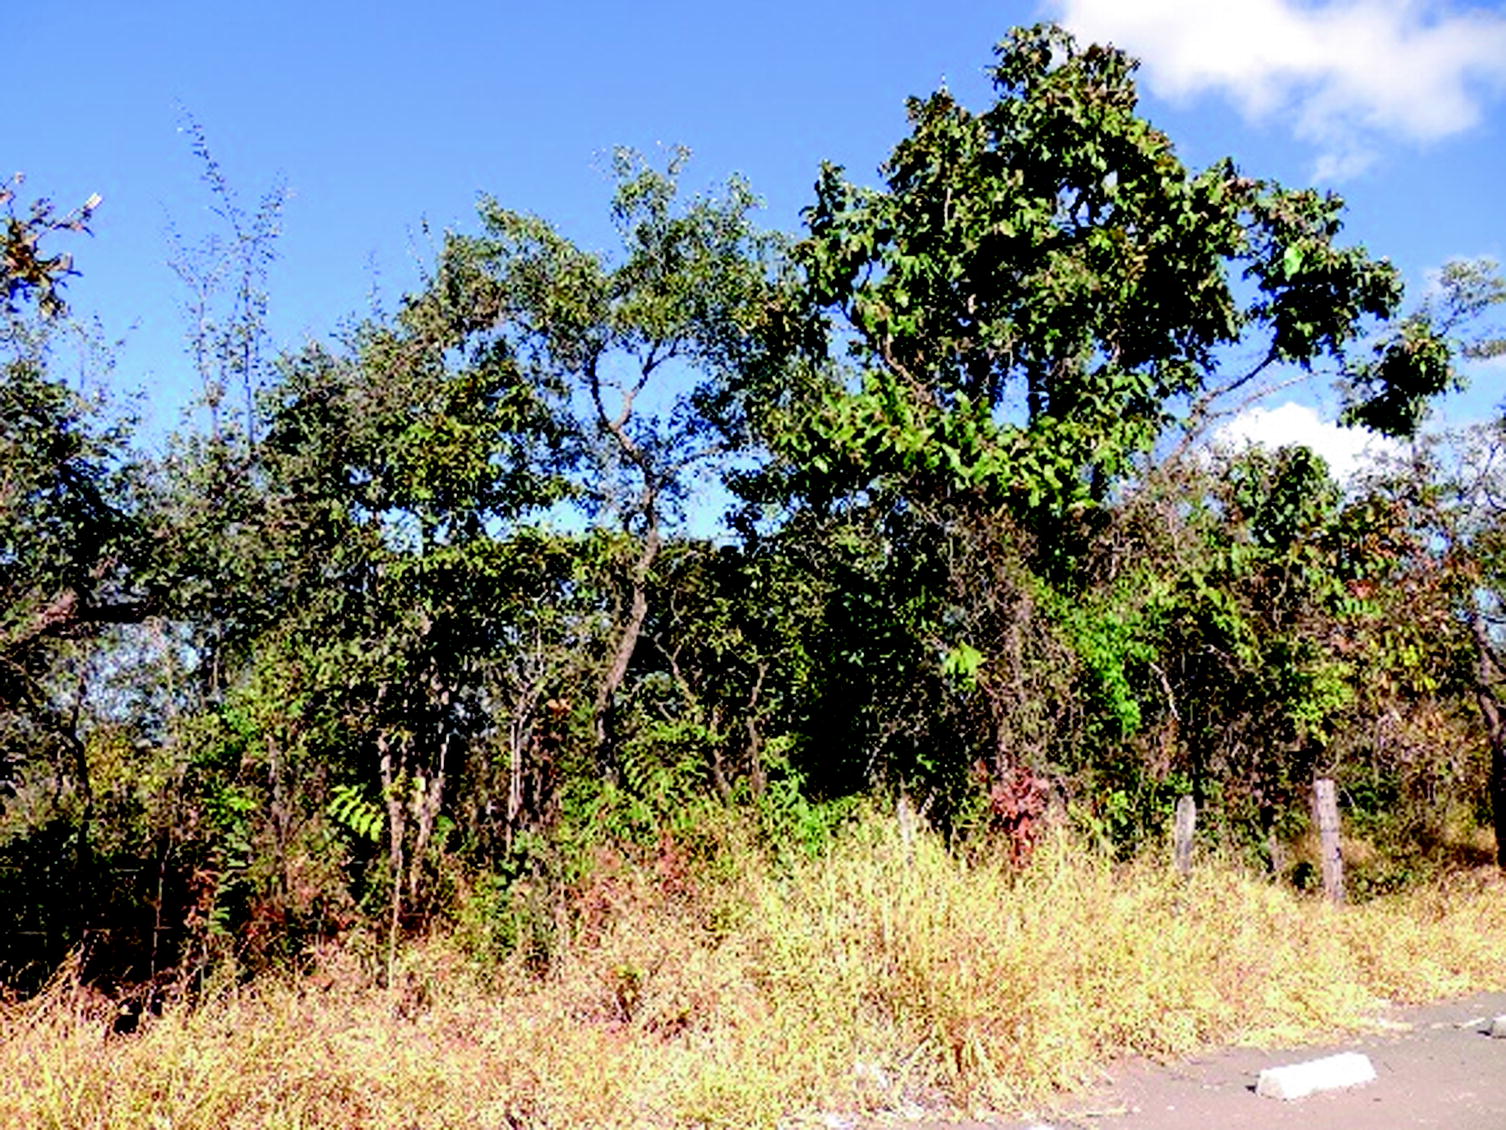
xmin=1211 ymin=401 xmax=1403 ymax=480
xmin=1051 ymin=0 xmax=1506 ymax=178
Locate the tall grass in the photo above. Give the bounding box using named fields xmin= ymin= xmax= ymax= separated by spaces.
xmin=3 ymin=810 xmax=1504 ymax=1128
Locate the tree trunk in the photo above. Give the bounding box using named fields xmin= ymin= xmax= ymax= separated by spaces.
xmin=593 ymin=513 xmax=661 ymax=770
xmin=378 ymin=730 xmax=405 ymax=987
xmin=1474 ymin=675 xmax=1506 ymax=869
xmin=1488 ymin=715 xmax=1506 ymax=871
xmin=409 ymin=698 xmax=452 ymax=908
xmin=745 ymin=662 xmax=768 ymax=798
xmin=1471 ymin=615 xmax=1506 ymax=869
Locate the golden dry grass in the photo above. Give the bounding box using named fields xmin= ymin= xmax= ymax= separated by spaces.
xmin=3 ymin=812 xmax=1504 ymax=1128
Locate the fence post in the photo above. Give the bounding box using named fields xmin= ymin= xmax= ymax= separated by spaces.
xmin=1313 ymin=778 xmax=1345 ymax=905
xmin=897 ymin=793 xmax=917 ymax=857
xmin=1173 ymin=795 xmax=1196 ymax=878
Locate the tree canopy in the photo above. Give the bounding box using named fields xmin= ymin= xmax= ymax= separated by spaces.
xmin=793 ymin=25 xmax=1429 ymax=529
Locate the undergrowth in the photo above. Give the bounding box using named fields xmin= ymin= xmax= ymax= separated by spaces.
xmin=3 ymin=808 xmax=1504 ymax=1128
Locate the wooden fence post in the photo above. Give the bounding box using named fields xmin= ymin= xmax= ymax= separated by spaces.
xmin=1173 ymin=795 xmax=1196 ymax=878
xmin=1313 ymin=778 xmax=1345 ymax=905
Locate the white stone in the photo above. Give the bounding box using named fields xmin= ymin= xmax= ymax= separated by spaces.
xmin=1489 ymin=1015 xmax=1506 ymax=1038
xmin=1255 ymin=1052 xmax=1377 ymax=1101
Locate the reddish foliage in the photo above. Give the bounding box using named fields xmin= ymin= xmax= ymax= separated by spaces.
xmin=652 ymin=829 xmax=697 ymax=903
xmin=978 ymin=762 xmax=1050 ymax=867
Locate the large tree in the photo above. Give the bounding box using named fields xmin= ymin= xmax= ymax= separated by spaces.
xmin=764 ymin=23 xmax=1454 ymax=812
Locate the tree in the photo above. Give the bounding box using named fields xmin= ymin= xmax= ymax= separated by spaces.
xmin=1135 ymin=447 xmax=1353 ymax=838
xmin=1358 ymin=260 xmax=1506 ymax=866
xmin=209 ymin=282 xmax=573 ymax=974
xmin=118 ymin=150 xmax=798 ymax=980
xmin=0 ymin=179 xmax=123 ymax=790
xmin=165 ymin=117 xmax=287 ymax=450
xmin=0 ymin=179 xmax=173 ymax=985
xmin=435 ymin=149 xmax=792 ymax=772
xmin=755 ymin=23 xmax=1454 ymax=816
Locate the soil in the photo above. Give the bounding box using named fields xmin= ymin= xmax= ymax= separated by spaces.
xmin=840 ymin=992 xmax=1506 ymax=1130
xmin=1033 ymin=992 xmax=1506 ymax=1130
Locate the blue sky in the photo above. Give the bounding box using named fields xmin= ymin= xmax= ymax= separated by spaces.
xmin=10 ymin=0 xmax=1506 ymax=457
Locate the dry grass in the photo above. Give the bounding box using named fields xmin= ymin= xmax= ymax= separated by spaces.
xmin=3 ymin=812 xmax=1504 ymax=1128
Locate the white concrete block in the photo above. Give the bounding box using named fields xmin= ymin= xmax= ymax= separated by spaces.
xmin=1255 ymin=1051 xmax=1377 ymax=1101
xmin=1489 ymin=1014 xmax=1506 ymax=1038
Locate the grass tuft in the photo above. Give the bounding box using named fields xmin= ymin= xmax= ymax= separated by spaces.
xmin=3 ymin=810 xmax=1503 ymax=1127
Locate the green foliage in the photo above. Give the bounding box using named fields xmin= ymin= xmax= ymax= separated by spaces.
xmin=1040 ymin=575 xmax=1159 ymax=738
xmin=328 ymin=784 xmax=383 ymax=844
xmin=793 ymin=24 xmax=1412 ymax=531
xmin=7 ymin=26 xmax=1504 ymax=1001
xmin=1344 ymin=257 xmax=1505 ymax=436
xmin=1343 ymin=318 xmax=1455 ymax=437
xmin=203 ymin=784 xmax=256 ymax=936
xmin=745 ymin=23 xmax=1463 ymax=846
xmin=752 ymin=741 xmax=859 ymax=861
xmin=1 ymin=321 xmax=147 ymax=781
xmin=941 ymin=642 xmax=984 ymax=690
